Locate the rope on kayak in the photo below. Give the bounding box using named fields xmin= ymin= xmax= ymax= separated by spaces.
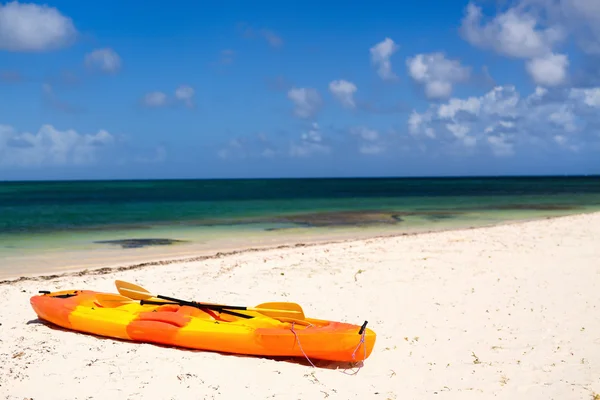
xmin=351 ymin=328 xmax=367 ymax=362
xmin=342 ymin=322 xmax=368 ymax=375
xmin=290 ymin=321 xmax=316 ymax=368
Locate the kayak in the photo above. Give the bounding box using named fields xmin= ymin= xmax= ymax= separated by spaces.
xmin=29 ymin=289 xmax=376 ymax=363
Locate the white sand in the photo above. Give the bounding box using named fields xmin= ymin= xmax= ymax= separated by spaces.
xmin=1 ymin=212 xmax=600 ymax=399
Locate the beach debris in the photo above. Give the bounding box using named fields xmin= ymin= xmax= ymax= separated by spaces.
xmin=354 ymin=269 xmax=365 ymax=281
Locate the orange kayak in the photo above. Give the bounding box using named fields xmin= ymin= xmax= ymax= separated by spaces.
xmin=30 ymin=289 xmax=376 ymax=363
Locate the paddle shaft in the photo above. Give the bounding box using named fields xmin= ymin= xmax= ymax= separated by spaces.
xmin=147 ymin=297 xmax=253 ymax=319
xmin=156 ymin=294 xmax=250 ymax=311
xmin=156 ymin=295 xmax=301 ymax=314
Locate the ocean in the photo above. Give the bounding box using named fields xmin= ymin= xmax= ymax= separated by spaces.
xmin=1 ymin=176 xmax=600 ymax=279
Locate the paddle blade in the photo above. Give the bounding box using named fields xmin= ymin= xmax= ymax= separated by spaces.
xmin=94 ymin=293 xmax=136 ymax=308
xmin=115 ymin=280 xmax=155 ymax=300
xmin=255 ymin=302 xmax=305 ymax=319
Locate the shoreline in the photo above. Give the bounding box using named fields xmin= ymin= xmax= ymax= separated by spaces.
xmin=2 ymin=210 xmax=597 ymax=285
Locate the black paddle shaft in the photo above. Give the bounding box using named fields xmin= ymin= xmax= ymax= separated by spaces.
xmin=154 ymin=295 xmax=253 ymax=319
xmin=157 ymin=295 xmax=248 ymax=311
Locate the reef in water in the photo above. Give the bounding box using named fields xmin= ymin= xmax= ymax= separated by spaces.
xmin=95 ymin=238 xmax=189 ymax=249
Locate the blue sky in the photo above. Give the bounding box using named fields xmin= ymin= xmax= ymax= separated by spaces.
xmin=0 ymin=0 xmax=599 ymax=180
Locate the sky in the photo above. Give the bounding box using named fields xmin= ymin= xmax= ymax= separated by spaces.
xmin=0 ymin=0 xmax=599 ymax=180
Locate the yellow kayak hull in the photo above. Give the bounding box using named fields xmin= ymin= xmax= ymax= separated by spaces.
xmin=30 ymin=290 xmax=376 ymax=363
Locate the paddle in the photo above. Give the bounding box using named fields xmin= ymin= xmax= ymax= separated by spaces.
xmin=94 ymin=293 xmax=175 ymax=308
xmin=114 ymin=280 xmax=306 ymax=320
xmin=94 ymin=293 xmax=254 ymax=319
xmin=94 ymin=293 xmax=313 ymax=326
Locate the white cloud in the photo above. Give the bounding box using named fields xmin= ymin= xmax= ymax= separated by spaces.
xmin=142 ymin=91 xmax=168 ymax=107
xmin=85 ymin=48 xmax=121 ymax=73
xmin=406 ymin=52 xmax=471 ymax=99
xmin=460 ymin=3 xmax=564 ymax=59
xmin=437 ymin=96 xmax=482 ymax=119
xmin=539 ymin=0 xmax=600 ymax=54
xmin=290 ymin=122 xmax=330 ymax=157
xmin=408 ymin=111 xmax=436 ymax=139
xmin=408 ymin=84 xmax=600 ymax=156
xmin=351 ymin=127 xmax=379 ymax=142
xmin=219 ymin=125 xmax=388 ymax=159
xmin=525 ymin=52 xmax=569 ymax=86
xmin=349 ymin=127 xmax=385 ymax=155
xmin=459 ymin=2 xmax=574 ymax=86
xmin=175 ymin=85 xmax=195 ymax=108
xmin=0 ymin=1 xmax=77 ymax=51
xmin=570 ymin=87 xmax=600 ymax=107
xmin=287 ymin=87 xmax=322 ymax=118
xmin=140 ymin=86 xmax=195 ymax=108
xmin=329 ymin=79 xmax=357 ymax=108
xmin=358 ymin=144 xmax=385 ymax=155
xmin=549 ymin=105 xmax=578 ymax=132
xmin=0 ymin=124 xmax=114 ymax=167
xmin=218 ymin=133 xmax=279 ymax=160
xmin=487 ymin=134 xmax=514 ymax=156
xmin=370 ymin=38 xmax=399 ymax=80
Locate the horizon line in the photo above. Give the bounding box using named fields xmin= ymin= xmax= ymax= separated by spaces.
xmin=1 ymin=173 xmax=599 ymax=183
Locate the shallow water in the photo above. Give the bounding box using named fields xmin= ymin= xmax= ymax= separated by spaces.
xmin=1 ymin=176 xmax=600 ymax=279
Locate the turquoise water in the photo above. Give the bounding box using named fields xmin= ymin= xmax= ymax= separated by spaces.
xmin=2 ymin=176 xmax=600 ymax=232
xmin=1 ymin=176 xmax=600 ymax=278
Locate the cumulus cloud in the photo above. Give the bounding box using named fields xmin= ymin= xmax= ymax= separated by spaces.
xmin=459 ymin=2 xmax=572 ymax=86
xmin=0 ymin=124 xmax=114 ymax=167
xmin=370 ymin=38 xmax=399 ymax=80
xmin=218 ymin=133 xmax=280 ymax=160
xmin=548 ymin=105 xmax=578 ymax=132
xmin=0 ymin=1 xmax=77 ymax=51
xmin=349 ymin=127 xmax=385 ymax=155
xmin=329 ymin=79 xmax=357 ymax=109
xmin=526 ymin=52 xmax=569 ymax=86
xmin=460 ymin=3 xmax=564 ymax=59
xmin=141 ymin=86 xmax=195 ymax=108
xmin=287 ymin=87 xmax=322 ymax=118
xmin=570 ymin=87 xmax=600 ymax=107
xmin=217 ymin=124 xmax=389 ymax=160
xmin=290 ymin=122 xmax=330 ymax=157
xmin=408 ymin=111 xmax=436 ymax=139
xmin=406 ymin=52 xmax=471 ymax=99
xmin=408 ymin=84 xmax=600 ymax=156
xmin=85 ymin=48 xmax=122 ymax=73
xmin=175 ymin=85 xmax=195 ymax=108
xmin=540 ymin=0 xmax=600 ymax=55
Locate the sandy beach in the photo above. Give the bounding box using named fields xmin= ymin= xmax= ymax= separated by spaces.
xmin=2 ymin=212 xmax=600 ymax=399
